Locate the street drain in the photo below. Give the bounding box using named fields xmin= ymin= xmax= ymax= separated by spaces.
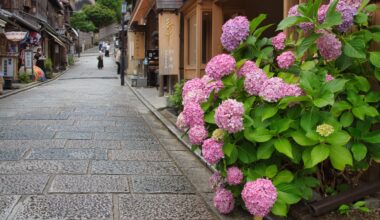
xmin=59 ymin=77 xmax=119 ymax=80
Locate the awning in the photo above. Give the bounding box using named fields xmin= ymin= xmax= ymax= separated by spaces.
xmin=130 ymin=0 xmax=155 ymax=25
xmin=46 ymin=30 xmax=66 ymax=48
xmin=5 ymin=31 xmax=27 ymax=42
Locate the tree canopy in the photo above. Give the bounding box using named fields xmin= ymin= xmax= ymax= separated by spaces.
xmin=96 ymin=0 xmax=123 ymax=21
xmin=70 ymin=11 xmax=96 ymax=32
xmin=82 ymin=4 xmax=116 ymax=29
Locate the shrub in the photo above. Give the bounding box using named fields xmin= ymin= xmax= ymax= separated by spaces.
xmin=167 ymin=80 xmax=184 ymax=112
xmin=177 ymin=0 xmax=380 ymax=218
xmin=68 ymin=55 xmax=75 ymax=66
xmin=45 ymin=58 xmax=53 ymax=73
xmin=19 ymin=72 xmax=31 ymax=84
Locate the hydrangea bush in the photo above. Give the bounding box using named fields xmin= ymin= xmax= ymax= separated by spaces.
xmin=177 ymin=0 xmax=380 ymax=217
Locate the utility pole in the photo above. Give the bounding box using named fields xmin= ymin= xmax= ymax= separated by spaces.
xmin=120 ymin=1 xmax=127 ymax=86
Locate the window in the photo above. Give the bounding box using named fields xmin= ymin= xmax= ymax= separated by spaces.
xmin=202 ymin=12 xmax=212 ymax=64
xmin=187 ymin=14 xmax=196 ymax=66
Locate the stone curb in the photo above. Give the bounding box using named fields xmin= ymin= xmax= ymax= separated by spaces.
xmin=125 ymin=80 xmax=217 ymax=173
xmin=0 ymin=67 xmax=70 ymax=100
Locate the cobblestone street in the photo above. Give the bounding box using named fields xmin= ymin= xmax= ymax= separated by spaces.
xmin=0 ymin=54 xmax=217 ymax=219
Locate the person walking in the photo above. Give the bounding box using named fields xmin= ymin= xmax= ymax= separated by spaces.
xmin=97 ymin=51 xmax=104 ymax=70
xmin=115 ymin=48 xmax=121 ymax=74
xmin=34 ymin=48 xmax=46 ymax=73
xmin=105 ymin=43 xmax=110 ymax=57
xmin=98 ymin=41 xmax=103 ymax=51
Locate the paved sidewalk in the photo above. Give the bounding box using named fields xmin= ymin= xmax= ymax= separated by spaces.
xmin=0 ymin=52 xmax=219 ymax=219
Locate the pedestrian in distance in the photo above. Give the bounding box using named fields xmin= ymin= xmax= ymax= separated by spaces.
xmin=115 ymin=48 xmax=121 ymax=75
xmin=105 ymin=43 xmax=110 ymax=57
xmin=34 ymin=48 xmax=46 ymax=74
xmin=98 ymin=41 xmax=103 ymax=51
xmin=97 ymin=51 xmax=104 ymax=70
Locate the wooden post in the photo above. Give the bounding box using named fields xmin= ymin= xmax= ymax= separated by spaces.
xmin=196 ymin=3 xmax=202 ymax=78
xmin=212 ymin=2 xmax=223 ymax=56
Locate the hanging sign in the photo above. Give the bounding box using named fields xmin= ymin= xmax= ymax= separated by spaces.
xmin=5 ymin=32 xmax=27 ymax=42
xmin=2 ymin=58 xmax=14 ymax=77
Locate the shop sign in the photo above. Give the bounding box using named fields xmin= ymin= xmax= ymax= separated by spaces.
xmin=2 ymin=58 xmax=14 ymax=77
xmin=5 ymin=32 xmax=27 ymax=42
xmin=24 ymin=49 xmax=33 ymax=68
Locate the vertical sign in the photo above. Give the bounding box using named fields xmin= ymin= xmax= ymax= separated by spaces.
xmin=2 ymin=58 xmax=14 ymax=77
xmin=133 ymin=32 xmax=145 ymax=60
xmin=24 ymin=50 xmax=33 ymax=68
xmin=159 ymin=13 xmax=180 ymax=76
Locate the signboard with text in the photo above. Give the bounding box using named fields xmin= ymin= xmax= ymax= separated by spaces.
xmin=24 ymin=50 xmax=33 ymax=68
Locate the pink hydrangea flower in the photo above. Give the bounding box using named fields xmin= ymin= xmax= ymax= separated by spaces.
xmin=344 ymin=0 xmax=362 ymax=10
xmin=259 ymin=77 xmax=287 ymax=102
xmin=188 ymin=125 xmax=208 ymax=145
xmin=316 ymin=30 xmax=342 ymax=61
xmin=202 ymin=138 xmax=224 ymax=164
xmin=237 ymin=60 xmax=260 ymax=78
xmin=244 ymin=68 xmax=268 ymax=96
xmin=215 ymin=99 xmax=244 ymax=134
xmin=335 ymin=0 xmax=357 ymax=32
xmin=276 ymin=51 xmax=296 ymax=69
xmin=213 ymin=188 xmax=235 ymax=214
xmin=272 ymin=32 xmax=286 ymax=51
xmin=182 ymin=89 xmax=207 ymax=105
xmin=242 ymin=179 xmax=278 ymax=217
xmin=182 ymin=78 xmax=204 ymax=98
xmin=176 ymin=112 xmax=188 ymax=131
xmin=288 ymin=5 xmax=314 ymax=31
xmin=283 ymin=84 xmax=304 ymax=97
xmin=326 ymin=74 xmax=334 ymax=81
xmin=209 ymin=172 xmax=224 ymax=191
xmin=318 ymin=4 xmax=329 ymax=23
xmin=182 ymin=102 xmax=204 ymax=127
xmin=226 ymin=166 xmax=243 ymax=185
xmin=221 ymin=16 xmax=250 ymax=51
xmin=205 ymin=54 xmax=236 ymax=80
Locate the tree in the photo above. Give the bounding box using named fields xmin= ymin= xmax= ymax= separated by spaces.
xmin=83 ymin=4 xmax=116 ymax=29
xmin=70 ymin=11 xmax=96 ymax=32
xmin=96 ymin=0 xmax=123 ymax=21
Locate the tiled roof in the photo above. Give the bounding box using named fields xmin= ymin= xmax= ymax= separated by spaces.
xmin=156 ymin=0 xmax=183 ymax=9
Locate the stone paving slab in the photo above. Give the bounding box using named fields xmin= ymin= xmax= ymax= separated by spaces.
xmin=0 ymin=195 xmax=20 ymax=219
xmin=27 ymin=148 xmax=107 ymax=160
xmin=65 ymin=140 xmax=120 ymax=149
xmin=118 ymin=194 xmax=215 ymax=219
xmin=49 ymin=175 xmax=129 ymax=193
xmin=16 ymin=113 xmax=69 ymax=120
xmin=18 ymin=120 xmax=75 ymax=126
xmin=75 ymin=120 xmax=115 ymax=127
xmin=110 ymin=150 xmax=171 ymax=161
xmin=132 ymin=176 xmax=195 ymax=194
xmin=0 ymin=130 xmax=55 ymax=140
xmin=91 ymin=160 xmax=181 ymax=175
xmin=159 ymin=138 xmax=188 ymax=151
xmin=54 ymin=131 xmax=93 ymax=140
xmin=0 ymin=148 xmax=28 ymax=160
xmin=94 ymin=132 xmax=157 ymax=140
xmin=168 ymin=150 xmax=206 ymax=169
xmin=0 ymin=139 xmax=66 ymax=148
xmin=0 ymin=160 xmax=88 ymax=174
xmin=46 ymin=125 xmax=105 ymax=132
xmin=105 ymin=125 xmax=151 ymax=133
xmin=11 ymin=194 xmax=113 ymax=220
xmin=0 ymin=175 xmax=49 ymax=195
xmin=120 ymin=139 xmax=161 ymax=151
xmin=183 ymin=167 xmax=213 ymax=193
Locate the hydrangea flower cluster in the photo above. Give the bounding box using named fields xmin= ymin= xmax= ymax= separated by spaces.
xmin=344 ymin=0 xmax=362 ymax=10
xmin=316 ymin=123 xmax=335 ymax=137
xmin=188 ymin=125 xmax=208 ymax=145
xmin=205 ymin=54 xmax=236 ymax=80
xmin=237 ymin=60 xmax=260 ymax=78
xmin=317 ymin=4 xmax=329 ymax=23
xmin=288 ymin=5 xmax=314 ymax=31
xmin=209 ymin=172 xmax=224 ymax=191
xmin=326 ymin=74 xmax=334 ymax=81
xmin=316 ymin=30 xmax=342 ymax=61
xmin=272 ymin=32 xmax=286 ymax=51
xmin=215 ymin=99 xmax=244 ymax=133
xmin=182 ymin=78 xmax=207 ymax=105
xmin=176 ymin=112 xmax=188 ymax=131
xmin=202 ymin=138 xmax=224 ymax=164
xmin=259 ymin=77 xmax=289 ymax=102
xmin=244 ymin=68 xmax=268 ymax=96
xmin=226 ymin=166 xmax=243 ymax=185
xmin=213 ymin=188 xmax=235 ymax=214
xmin=276 ymin=51 xmax=296 ymax=69
xmin=242 ymin=179 xmax=278 ymax=217
xmin=182 ymin=102 xmax=204 ymax=127
xmin=318 ymin=1 xmax=357 ymax=32
xmin=221 ymin=16 xmax=250 ymax=51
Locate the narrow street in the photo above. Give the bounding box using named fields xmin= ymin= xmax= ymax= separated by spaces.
xmin=0 ymin=53 xmax=216 ymax=219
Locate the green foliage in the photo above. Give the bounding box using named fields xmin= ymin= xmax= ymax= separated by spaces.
xmin=70 ymin=11 xmax=96 ymax=32
xmin=45 ymin=58 xmax=53 ymax=73
xmin=68 ymin=55 xmax=75 ymax=66
xmin=167 ymin=80 xmax=184 ymax=112
xmin=338 ymin=201 xmax=370 ymax=215
xmin=83 ymin=4 xmax=116 ymax=29
xmin=96 ymin=0 xmax=123 ymax=21
xmin=19 ymin=72 xmax=31 ymax=84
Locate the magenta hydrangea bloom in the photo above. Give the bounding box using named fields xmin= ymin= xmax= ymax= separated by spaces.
xmin=316 ymin=31 xmax=342 ymax=61
xmin=221 ymin=16 xmax=250 ymax=51
xmin=259 ymin=77 xmax=287 ymax=102
xmin=182 ymin=89 xmax=207 ymax=105
xmin=182 ymin=78 xmax=205 ymax=99
xmin=335 ymin=0 xmax=356 ymax=32
xmin=276 ymin=51 xmax=296 ymax=69
xmin=318 ymin=4 xmax=329 ymax=23
xmin=189 ymin=125 xmax=208 ymax=145
xmin=288 ymin=5 xmax=314 ymax=31
xmin=213 ymin=188 xmax=235 ymax=214
xmin=205 ymin=54 xmax=236 ymax=80
xmin=215 ymin=99 xmax=244 ymax=134
xmin=283 ymin=84 xmax=304 ymax=97
xmin=202 ymin=138 xmax=224 ymax=164
xmin=272 ymin=32 xmax=286 ymax=51
xmin=176 ymin=112 xmax=188 ymax=131
xmin=344 ymin=0 xmax=362 ymax=10
xmin=238 ymin=60 xmax=260 ymax=78
xmin=209 ymin=172 xmax=224 ymax=191
xmin=244 ymin=69 xmax=268 ymax=96
xmin=226 ymin=166 xmax=243 ymax=185
xmin=242 ymin=179 xmax=278 ymax=217
xmin=182 ymin=102 xmax=204 ymax=127
xmin=326 ymin=74 xmax=334 ymax=81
